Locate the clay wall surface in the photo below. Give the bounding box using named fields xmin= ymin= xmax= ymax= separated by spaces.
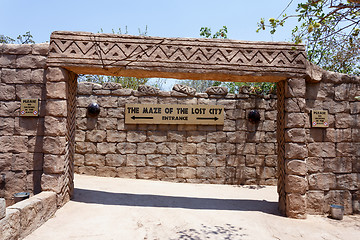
xmin=0 ymin=43 xmax=48 ymax=206
xmin=74 ymin=82 xmax=278 ymax=185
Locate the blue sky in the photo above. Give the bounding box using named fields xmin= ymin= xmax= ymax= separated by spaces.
xmin=1 ymin=0 xmax=302 ymax=89
xmin=1 ymin=0 xmax=301 ymax=43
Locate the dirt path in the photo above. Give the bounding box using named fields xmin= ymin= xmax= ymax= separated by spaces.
xmin=25 ymin=174 xmax=360 ymax=240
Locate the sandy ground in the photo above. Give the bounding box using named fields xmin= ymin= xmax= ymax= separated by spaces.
xmin=25 ymin=174 xmax=360 ymax=240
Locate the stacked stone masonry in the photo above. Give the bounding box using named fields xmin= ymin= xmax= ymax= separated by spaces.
xmin=284 ymin=73 xmax=360 ymax=218
xmin=0 ymin=43 xmax=48 ymax=206
xmin=0 ymin=33 xmax=359 ymax=221
xmin=75 ymin=82 xmax=278 ymax=186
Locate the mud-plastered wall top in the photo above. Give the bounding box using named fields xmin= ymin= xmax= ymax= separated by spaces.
xmin=47 ymin=31 xmax=307 ymax=82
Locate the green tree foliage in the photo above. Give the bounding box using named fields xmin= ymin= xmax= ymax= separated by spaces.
xmin=0 ymin=31 xmax=35 ymax=44
xmin=257 ymin=0 xmax=360 ymax=75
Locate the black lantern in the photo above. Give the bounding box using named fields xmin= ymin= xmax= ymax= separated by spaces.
xmin=87 ymin=103 xmax=100 ymax=117
xmin=248 ymin=110 xmax=261 ymax=124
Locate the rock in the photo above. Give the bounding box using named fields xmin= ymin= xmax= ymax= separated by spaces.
xmin=137 ymin=85 xmax=159 ymax=95
xmin=172 ymin=84 xmax=196 ymax=96
xmin=205 ymin=86 xmax=228 ymax=95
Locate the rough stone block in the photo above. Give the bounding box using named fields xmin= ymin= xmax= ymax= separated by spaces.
xmin=286 ymin=193 xmax=307 ymax=219
xmin=44 ymin=116 xmax=66 ymax=136
xmin=32 ymin=43 xmax=49 ymax=55
xmin=46 ymin=82 xmax=66 ymax=99
xmin=85 ymin=154 xmax=105 ymax=167
xmin=137 ymin=142 xmax=157 ymax=154
xmin=285 ymin=143 xmax=308 ymax=159
xmin=336 ymin=174 xmax=358 ymax=190
xmin=137 ymin=167 xmax=156 ymax=179
xmin=187 ymin=155 xmax=206 ymax=167
xmin=97 ymin=143 xmax=116 ymax=154
xmin=285 ymin=175 xmax=307 ymax=194
xmin=0 ymin=102 xmax=20 ymax=117
xmin=308 ymin=173 xmax=336 ymax=190
xmin=2 ymin=44 xmax=32 ymax=54
xmin=157 ymin=167 xmax=176 ymax=179
xmin=306 ymin=157 xmax=323 ymax=173
xmin=104 ymin=154 xmax=125 ymax=167
xmin=216 ymin=143 xmax=236 ymax=155
xmin=146 ymin=154 xmax=166 ymax=167
xmin=96 ymin=167 xmax=117 ymax=177
xmin=30 ymin=69 xmax=45 ymax=84
xmin=336 ymin=142 xmax=354 ymax=157
xmin=117 ymin=142 xmax=137 ymax=154
xmin=308 ymin=142 xmax=336 ymax=158
xmin=285 ymin=98 xmax=306 ymax=112
xmin=86 ymin=130 xmax=106 ymax=142
xmin=245 ymin=155 xmax=265 ymax=167
xmin=335 ymin=113 xmax=353 ymax=128
xmin=285 ymin=113 xmax=307 ymax=128
xmin=226 ymin=131 xmax=246 ymax=143
xmin=286 ymin=160 xmax=307 ymax=175
xmin=167 ymin=155 xmax=186 ymax=167
xmin=74 ymin=154 xmax=84 ymax=166
xmin=147 ymin=131 xmax=167 ymax=142
xmin=324 ymin=128 xmax=351 ymax=143
xmin=324 ymin=157 xmax=352 ymax=173
xmin=46 ymin=100 xmax=67 ymax=117
xmin=117 ymin=167 xmax=136 ymax=178
xmin=285 ymin=128 xmax=306 ymax=143
xmin=0 ymin=83 xmax=15 ymax=100
xmin=196 ymin=142 xmax=216 ymax=155
xmin=285 ymin=78 xmax=306 ymax=98
xmin=0 ymin=208 xmax=20 ymax=240
xmin=127 ymin=154 xmax=146 ymax=167
xmin=186 ymin=131 xmax=206 ymax=143
xmin=306 ymin=191 xmax=324 ymax=215
xmin=207 ymin=132 xmax=227 ymax=143
xmin=177 ymin=143 xmax=197 ymax=154
xmin=16 ymin=55 xmax=47 ymax=68
xmin=45 ymin=67 xmax=69 ymax=82
xmin=0 ymin=117 xmax=14 ymax=136
xmin=207 ymin=155 xmax=227 ymax=167
xmin=75 ymin=142 xmax=96 ymax=154
xmin=196 ymin=167 xmax=216 ymax=179
xmin=265 ymin=155 xmax=277 ymax=167
xmin=256 ymin=143 xmax=275 ymax=155
xmin=127 ymin=131 xmax=146 ymax=142
xmin=43 ymin=136 xmax=66 ymax=154
xmin=177 ymin=167 xmax=196 ymax=179
xmin=41 ymin=173 xmax=64 ymax=193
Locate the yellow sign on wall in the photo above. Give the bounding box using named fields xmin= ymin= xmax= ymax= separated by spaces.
xmin=311 ymin=109 xmax=328 ymax=128
xmin=125 ymin=104 xmax=224 ymax=125
xmin=20 ymin=99 xmax=39 ymax=117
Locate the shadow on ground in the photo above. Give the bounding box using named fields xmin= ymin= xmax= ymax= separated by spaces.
xmin=171 ymin=224 xmax=247 ymax=240
xmin=73 ymin=188 xmax=280 ymax=216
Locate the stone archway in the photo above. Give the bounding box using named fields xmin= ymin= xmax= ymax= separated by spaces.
xmin=44 ymin=31 xmax=308 ymax=217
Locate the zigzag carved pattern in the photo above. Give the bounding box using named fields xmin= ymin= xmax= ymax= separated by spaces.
xmin=50 ymin=38 xmax=307 ymax=68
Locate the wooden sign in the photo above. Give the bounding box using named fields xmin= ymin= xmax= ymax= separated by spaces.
xmin=125 ymin=104 xmax=224 ymax=125
xmin=311 ymin=109 xmax=328 ymax=128
xmin=20 ymin=99 xmax=39 ymax=117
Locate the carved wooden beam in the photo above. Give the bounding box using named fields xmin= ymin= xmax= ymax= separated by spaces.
xmin=47 ymin=31 xmax=307 ymax=82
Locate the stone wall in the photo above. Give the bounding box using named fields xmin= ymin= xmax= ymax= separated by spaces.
xmin=304 ymin=72 xmax=360 ymax=215
xmin=0 ymin=44 xmax=48 ymax=206
xmin=283 ymin=73 xmax=360 ymax=218
xmin=74 ymin=83 xmax=278 ymax=185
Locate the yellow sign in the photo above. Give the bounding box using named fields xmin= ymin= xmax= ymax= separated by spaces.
xmin=125 ymin=104 xmax=224 ymax=125
xmin=20 ymin=99 xmax=39 ymax=117
xmin=311 ymin=109 xmax=328 ymax=128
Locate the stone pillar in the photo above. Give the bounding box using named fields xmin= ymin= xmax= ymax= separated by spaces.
xmin=284 ymin=78 xmax=308 ymax=219
xmin=42 ymin=67 xmax=75 ymax=207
